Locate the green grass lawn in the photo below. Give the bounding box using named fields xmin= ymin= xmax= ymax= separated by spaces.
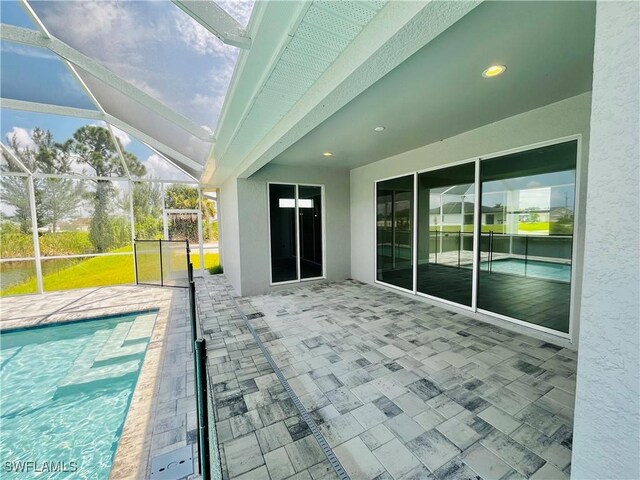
xmin=1 ymin=249 xmax=220 ymax=296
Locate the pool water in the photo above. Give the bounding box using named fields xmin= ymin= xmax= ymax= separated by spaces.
xmin=480 ymin=258 xmax=571 ymax=282
xmin=0 ymin=312 xmax=156 ymax=479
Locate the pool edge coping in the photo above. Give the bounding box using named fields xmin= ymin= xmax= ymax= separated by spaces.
xmin=108 ymin=291 xmax=178 ymax=480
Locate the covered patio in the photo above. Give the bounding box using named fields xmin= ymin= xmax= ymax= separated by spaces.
xmin=197 ymin=275 xmax=576 ymax=480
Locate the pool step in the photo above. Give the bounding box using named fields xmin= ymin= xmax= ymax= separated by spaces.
xmin=94 ymin=322 xmax=146 ymax=366
xmin=56 ymin=326 xmax=141 ymax=394
xmin=122 ymin=313 xmax=156 ymax=346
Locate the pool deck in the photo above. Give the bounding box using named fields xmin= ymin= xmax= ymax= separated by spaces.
xmin=0 ymin=285 xmax=199 ymax=479
xmin=197 ymin=275 xmax=577 ymax=480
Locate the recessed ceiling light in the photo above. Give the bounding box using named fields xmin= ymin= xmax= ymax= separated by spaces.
xmin=374 ymin=126 xmax=385 ymax=132
xmin=323 ymin=152 xmax=333 ymax=157
xmin=482 ymin=65 xmax=506 ymax=78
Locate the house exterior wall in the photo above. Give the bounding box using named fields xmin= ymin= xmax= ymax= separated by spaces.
xmin=350 ymin=92 xmax=592 ymax=346
xmin=571 ymin=2 xmax=640 ymax=478
xmin=228 ymin=164 xmax=350 ymax=296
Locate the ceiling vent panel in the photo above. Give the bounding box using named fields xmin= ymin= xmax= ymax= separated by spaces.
xmin=279 ymin=49 xmax=331 ymax=73
xmin=314 ymin=1 xmax=382 ymax=25
xmin=296 ymin=23 xmax=351 ymax=52
xmin=287 ymin=37 xmax=342 ymax=64
xmin=303 ymin=5 xmax=363 ymax=40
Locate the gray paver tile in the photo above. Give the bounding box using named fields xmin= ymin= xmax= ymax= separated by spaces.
xmin=385 ymin=413 xmax=425 ymax=443
xmin=462 ymin=443 xmax=513 ymax=480
xmin=373 ymin=438 xmax=421 ymax=479
xmin=334 ymin=436 xmax=386 ymax=480
xmin=256 ymin=421 xmax=293 ymax=453
xmin=264 ymin=446 xmax=296 ymax=480
xmin=224 ymin=432 xmax=265 ymax=477
xmin=407 ymin=429 xmax=461 ymax=472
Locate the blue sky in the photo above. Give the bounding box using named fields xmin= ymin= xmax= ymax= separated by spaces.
xmin=1 ymin=41 xmax=97 ymax=110
xmin=0 ymin=1 xmax=37 ymax=29
xmin=26 ymin=0 xmax=255 ymax=130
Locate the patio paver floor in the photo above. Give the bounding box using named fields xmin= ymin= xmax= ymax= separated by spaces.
xmin=198 ymin=276 xmax=576 ymax=480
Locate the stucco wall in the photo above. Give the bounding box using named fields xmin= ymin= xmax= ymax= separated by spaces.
xmin=350 ymin=93 xmax=592 ymax=345
xmin=235 ymin=164 xmax=351 ymax=296
xmin=219 ymin=175 xmax=243 ymax=295
xmin=571 ymin=2 xmax=640 ymax=478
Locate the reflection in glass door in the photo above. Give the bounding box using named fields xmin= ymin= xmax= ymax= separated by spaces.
xmin=269 ymin=183 xmax=324 ymax=284
xmin=376 ymin=175 xmax=414 ymax=290
xmin=417 ymin=163 xmax=475 ymax=306
xmin=477 ymin=140 xmax=577 ymax=333
xmin=374 ymin=139 xmax=578 ymax=336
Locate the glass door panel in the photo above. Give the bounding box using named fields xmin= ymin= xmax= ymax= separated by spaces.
xmin=376 ymin=175 xmax=414 ymax=290
xmin=298 ymin=186 xmax=323 ymax=279
xmin=417 ymin=163 xmax=475 ymax=306
xmin=269 ymin=184 xmax=298 ymax=283
xmin=478 ymin=140 xmax=577 ymax=333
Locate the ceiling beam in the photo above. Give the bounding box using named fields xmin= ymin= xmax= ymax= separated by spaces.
xmin=0 ymin=98 xmax=104 ymax=120
xmin=1 ymin=24 xmax=214 ymax=142
xmin=172 ymin=0 xmax=251 ymax=49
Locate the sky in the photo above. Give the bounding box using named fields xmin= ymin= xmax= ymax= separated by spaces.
xmin=22 ymin=0 xmax=256 ymax=130
xmin=1 ymin=108 xmax=193 ymax=181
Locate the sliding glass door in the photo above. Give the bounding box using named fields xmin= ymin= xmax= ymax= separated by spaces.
xmin=477 ymin=141 xmax=577 ymax=333
xmin=374 ymin=139 xmax=578 ymax=336
xmin=417 ymin=163 xmax=475 ymax=306
xmin=268 ymin=183 xmax=324 ymax=284
xmin=376 ymin=175 xmax=414 ymax=290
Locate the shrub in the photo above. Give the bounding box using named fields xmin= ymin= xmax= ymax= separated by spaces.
xmin=0 ymin=232 xmax=34 ymax=258
xmin=208 ymin=264 xmax=223 ymax=275
xmin=39 ymin=231 xmax=94 ymax=256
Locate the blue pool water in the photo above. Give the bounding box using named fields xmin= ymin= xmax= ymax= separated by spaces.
xmin=481 ymin=258 xmax=571 ymax=282
xmin=0 ymin=312 xmax=156 ymax=479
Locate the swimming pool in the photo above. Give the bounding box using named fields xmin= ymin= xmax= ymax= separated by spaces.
xmin=480 ymin=258 xmax=571 ymax=282
xmin=0 ymin=312 xmax=156 ymax=479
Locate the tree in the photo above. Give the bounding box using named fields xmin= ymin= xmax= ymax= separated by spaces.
xmin=0 ymin=174 xmax=31 ymax=234
xmin=131 ymin=181 xmax=163 ymax=239
xmin=70 ymin=126 xmax=146 ymax=252
xmin=2 ymin=128 xmax=80 ymax=233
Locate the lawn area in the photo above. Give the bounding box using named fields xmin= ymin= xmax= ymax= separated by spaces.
xmin=0 ymin=249 xmax=220 ymax=296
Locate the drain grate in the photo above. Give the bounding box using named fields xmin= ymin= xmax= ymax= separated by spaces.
xmin=228 ymin=295 xmax=350 ymax=480
xmin=245 ymin=312 xmax=264 ymax=319
xmin=150 ymin=445 xmax=194 ymax=479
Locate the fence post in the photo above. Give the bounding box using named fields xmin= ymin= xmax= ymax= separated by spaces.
xmin=195 ymin=338 xmax=210 ymax=480
xmin=524 ymin=235 xmax=529 ymax=277
xmin=158 ymin=239 xmax=164 ymax=287
xmin=134 ymin=242 xmax=139 ymax=285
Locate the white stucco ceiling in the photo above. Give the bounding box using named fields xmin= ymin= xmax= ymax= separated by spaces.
xmin=271 ymin=1 xmax=596 ymax=170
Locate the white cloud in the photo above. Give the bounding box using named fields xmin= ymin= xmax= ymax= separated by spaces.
xmin=216 ymin=0 xmax=256 ymax=27
xmin=145 ymin=153 xmax=183 ymax=179
xmin=111 ymin=126 xmax=132 ymax=147
xmin=174 ymin=13 xmax=237 ymax=58
xmin=6 ymin=127 xmax=35 ymax=150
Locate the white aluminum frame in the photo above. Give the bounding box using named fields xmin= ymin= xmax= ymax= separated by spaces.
xmin=373 ymin=135 xmax=583 ymax=341
xmin=267 ymin=182 xmax=326 ymax=286
xmin=0 ymin=170 xmax=208 ymax=295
